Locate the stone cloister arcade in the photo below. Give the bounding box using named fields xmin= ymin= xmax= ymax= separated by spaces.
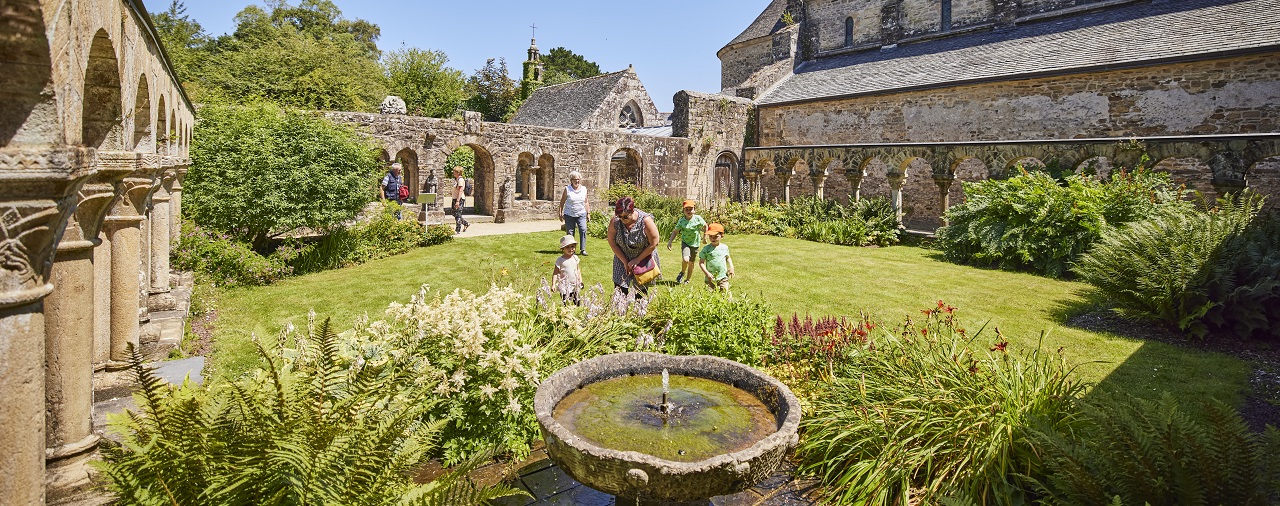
xmin=328 ymin=111 xmax=693 ymax=222
xmin=0 ymin=0 xmax=194 ymax=503
xmin=744 ymin=133 xmax=1280 ymax=229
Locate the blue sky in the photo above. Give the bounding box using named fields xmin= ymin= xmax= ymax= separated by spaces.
xmin=171 ymin=0 xmax=772 ymax=112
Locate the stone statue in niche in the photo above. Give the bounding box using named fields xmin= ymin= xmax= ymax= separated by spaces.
xmin=423 ymin=169 xmax=438 ymax=195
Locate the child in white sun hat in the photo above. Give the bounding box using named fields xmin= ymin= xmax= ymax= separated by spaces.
xmin=552 ymin=234 xmax=584 ymax=304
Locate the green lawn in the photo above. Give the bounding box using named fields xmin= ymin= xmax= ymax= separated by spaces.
xmin=209 ymin=232 xmax=1249 ymax=405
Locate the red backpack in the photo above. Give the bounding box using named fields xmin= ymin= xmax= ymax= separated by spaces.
xmin=398 ymin=185 xmax=409 ymax=200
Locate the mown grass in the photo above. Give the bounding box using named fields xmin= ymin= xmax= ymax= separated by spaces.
xmin=209 ymin=231 xmax=1249 ymax=404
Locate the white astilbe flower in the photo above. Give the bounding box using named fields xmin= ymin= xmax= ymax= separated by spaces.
xmin=450 ymin=368 xmax=468 ymax=388
xmin=499 ymin=375 xmax=520 ymax=392
xmin=504 ymin=396 xmax=522 ymax=415
xmin=479 ymin=384 xmax=498 ymax=399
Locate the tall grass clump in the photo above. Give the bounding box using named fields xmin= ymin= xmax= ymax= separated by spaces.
xmin=645 ymin=289 xmax=774 ymax=366
xmin=1074 ymin=191 xmax=1278 ymax=339
xmin=798 ymin=303 xmax=1087 ymax=505
xmin=1029 ymin=393 xmax=1280 ymax=505
xmin=938 ymin=167 xmax=1183 ymax=277
xmin=97 ymin=325 xmax=525 ymax=506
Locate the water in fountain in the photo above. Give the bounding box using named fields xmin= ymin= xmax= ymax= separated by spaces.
xmin=552 ymin=371 xmax=777 ymax=463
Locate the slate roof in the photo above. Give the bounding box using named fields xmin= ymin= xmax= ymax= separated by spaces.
xmin=758 ymin=0 xmax=1280 ymax=105
xmin=723 ymin=0 xmax=788 ymax=50
xmin=511 ymin=70 xmax=631 ymax=129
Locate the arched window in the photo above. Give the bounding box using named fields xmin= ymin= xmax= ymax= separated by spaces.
xmin=618 ymin=103 xmax=640 ymax=129
xmin=844 ymin=17 xmax=854 ymax=47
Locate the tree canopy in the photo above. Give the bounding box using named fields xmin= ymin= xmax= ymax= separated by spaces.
xmin=541 ymin=47 xmax=602 ymax=82
xmin=383 ymin=47 xmax=468 ymax=117
xmin=464 ymin=58 xmax=520 ymax=122
xmin=186 ymin=103 xmax=381 ymax=251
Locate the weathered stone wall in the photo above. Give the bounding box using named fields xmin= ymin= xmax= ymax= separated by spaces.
xmin=758 ymin=52 xmax=1280 ymax=145
xmin=328 ymin=112 xmax=693 ymax=221
xmin=777 ymin=0 xmax=1146 ymax=55
xmin=718 ymin=27 xmax=798 ymax=97
xmin=584 ymin=68 xmax=662 ymax=130
xmin=673 ymin=91 xmax=754 ymax=205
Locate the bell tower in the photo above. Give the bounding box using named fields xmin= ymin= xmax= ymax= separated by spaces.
xmin=521 ymin=24 xmax=545 ymax=100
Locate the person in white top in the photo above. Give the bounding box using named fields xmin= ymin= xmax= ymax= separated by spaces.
xmin=558 ymin=171 xmax=590 ymax=255
xmin=552 ymin=234 xmax=584 ymax=305
xmin=451 ymin=166 xmax=469 ymax=233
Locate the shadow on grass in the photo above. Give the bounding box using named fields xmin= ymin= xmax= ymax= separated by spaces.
xmin=1045 ymin=287 xmax=1109 ymax=324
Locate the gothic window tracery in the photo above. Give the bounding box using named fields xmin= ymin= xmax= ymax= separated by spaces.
xmin=618 ymin=103 xmax=640 ymax=129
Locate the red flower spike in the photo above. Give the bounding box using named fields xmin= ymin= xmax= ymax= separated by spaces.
xmin=991 ymin=341 xmax=1008 ymax=353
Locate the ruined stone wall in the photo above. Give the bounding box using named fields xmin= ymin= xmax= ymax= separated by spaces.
xmin=328 ymin=112 xmax=691 ymax=221
xmin=758 ymin=52 xmax=1280 ymax=145
xmin=718 ymin=26 xmax=798 ymax=97
xmin=673 ymin=91 xmax=753 ymax=205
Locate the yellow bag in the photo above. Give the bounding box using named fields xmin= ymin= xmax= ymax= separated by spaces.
xmin=632 ymin=255 xmax=660 ymax=285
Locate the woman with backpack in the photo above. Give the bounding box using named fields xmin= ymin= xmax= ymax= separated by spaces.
xmin=451 ymin=166 xmax=470 ymax=233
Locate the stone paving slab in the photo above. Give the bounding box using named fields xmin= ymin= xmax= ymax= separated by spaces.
xmin=493 ymin=458 xmax=818 ymax=506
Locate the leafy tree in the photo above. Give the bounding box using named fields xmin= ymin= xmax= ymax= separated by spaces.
xmin=151 ymin=1 xmax=211 ymax=89
xmin=445 ymin=146 xmax=475 ymax=179
xmin=185 ymin=103 xmax=382 ymax=251
xmin=202 ymin=31 xmax=387 ymax=111
xmin=464 ymin=58 xmax=519 ymax=122
xmin=383 ymin=47 xmax=468 ymax=117
xmin=541 ymin=47 xmax=601 ymax=80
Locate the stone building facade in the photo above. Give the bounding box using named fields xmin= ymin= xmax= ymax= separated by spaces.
xmin=0 ymin=0 xmax=193 ymax=504
xmin=723 ymin=0 xmax=1280 ymax=228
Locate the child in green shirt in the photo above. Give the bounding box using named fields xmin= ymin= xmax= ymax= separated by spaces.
xmin=698 ymin=222 xmax=734 ymax=293
xmin=666 ymin=199 xmax=707 ymax=284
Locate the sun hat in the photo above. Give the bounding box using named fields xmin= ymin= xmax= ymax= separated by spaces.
xmin=559 ymin=234 xmax=578 ymax=249
xmin=707 ymin=223 xmax=725 ymax=236
xmin=682 ymin=199 xmax=696 ymax=209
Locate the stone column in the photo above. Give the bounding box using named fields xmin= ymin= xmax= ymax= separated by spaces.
xmin=103 ymin=159 xmax=159 ymax=366
xmin=845 ymin=169 xmax=865 ymax=202
xmin=43 ymin=159 xmax=130 ymax=501
xmin=92 ymin=228 xmax=112 ymax=368
xmin=887 ymin=170 xmax=906 ymax=225
xmin=811 ymin=173 xmax=828 ymax=200
xmin=168 ymin=165 xmax=186 ymax=245
xmin=148 ymin=169 xmax=174 ymax=311
xmin=528 ymin=170 xmax=538 ymax=202
xmin=934 ymin=174 xmax=956 ymax=227
xmin=778 ymin=174 xmax=792 ymax=203
xmin=0 ymin=146 xmax=95 ymax=506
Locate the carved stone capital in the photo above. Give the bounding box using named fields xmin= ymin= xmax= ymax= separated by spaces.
xmin=106 ymin=158 xmax=162 ymax=222
xmin=0 ymin=147 xmax=96 ymax=308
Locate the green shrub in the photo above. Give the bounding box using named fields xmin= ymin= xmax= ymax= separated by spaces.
xmin=702 ymin=201 xmax=785 ymax=236
xmin=1202 ymin=209 xmax=1280 ymax=340
xmin=97 ymin=329 xmax=525 ymax=506
xmin=285 ymin=203 xmax=451 ymax=275
xmin=1074 ymin=193 xmax=1268 ymax=338
xmin=937 ymin=169 xmax=1182 ymax=277
xmin=172 ymin=220 xmax=290 ymax=287
xmin=798 ymin=306 xmax=1087 ymax=506
xmin=645 ymin=289 xmax=774 ymax=366
xmin=186 ymin=102 xmax=383 ymax=252
xmin=1030 ymin=393 xmax=1280 ymax=505
xmin=587 ymin=211 xmax=608 ymax=239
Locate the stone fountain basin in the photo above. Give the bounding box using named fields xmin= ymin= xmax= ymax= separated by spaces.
xmin=534 ymin=352 xmax=801 ymax=502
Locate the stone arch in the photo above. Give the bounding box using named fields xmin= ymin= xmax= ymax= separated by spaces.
xmin=1004 ymin=156 xmax=1046 ymax=176
xmin=469 ymin=144 xmax=496 ymax=215
xmin=537 ymin=153 xmax=555 ymax=201
xmin=713 ymin=151 xmax=739 ymax=203
xmin=516 ymin=151 xmax=536 ymax=200
xmin=394 ymin=148 xmax=420 ymax=199
xmin=1074 ymin=156 xmax=1114 ymax=180
xmin=947 ymin=156 xmax=988 ymax=211
xmin=377 ymin=148 xmax=391 ymax=163
xmin=130 ymin=74 xmax=151 ymax=152
xmin=897 ymin=156 xmax=940 ymax=229
xmin=860 ymin=156 xmax=892 ymax=201
xmin=610 ymin=147 xmax=643 ymax=187
xmin=82 ymin=29 xmax=124 ymax=150
xmin=156 ymin=94 xmax=167 ymax=156
xmin=1154 ymin=156 xmax=1217 ymax=202
xmin=0 ymin=0 xmax=55 ymax=147
xmin=168 ymin=106 xmax=177 ymax=155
